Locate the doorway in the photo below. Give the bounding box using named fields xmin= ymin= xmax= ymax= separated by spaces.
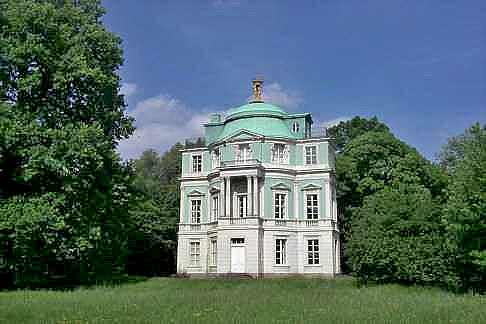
xmin=230 ymin=238 xmax=245 ymax=273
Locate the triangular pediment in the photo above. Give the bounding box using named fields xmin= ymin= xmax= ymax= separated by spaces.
xmin=271 ymin=182 xmax=291 ymax=191
xmin=220 ymin=129 xmax=264 ymax=143
xmin=301 ymin=183 xmax=322 ymax=191
xmin=187 ymin=189 xmax=205 ymax=197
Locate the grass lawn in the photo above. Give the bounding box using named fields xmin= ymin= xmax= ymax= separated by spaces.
xmin=0 ymin=277 xmax=484 ymax=323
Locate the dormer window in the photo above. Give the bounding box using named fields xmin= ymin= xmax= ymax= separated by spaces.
xmin=192 ymin=154 xmax=202 ymax=174
xmin=292 ymin=121 xmax=300 ymax=133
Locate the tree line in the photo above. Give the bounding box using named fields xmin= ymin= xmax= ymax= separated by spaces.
xmin=0 ymin=0 xmax=484 ymax=293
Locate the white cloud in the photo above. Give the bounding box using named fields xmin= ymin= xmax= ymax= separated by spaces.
xmin=211 ymin=0 xmax=241 ymax=8
xmin=319 ymin=116 xmax=351 ymax=128
xmin=262 ymin=82 xmax=304 ymax=111
xmin=120 ymin=82 xmax=138 ymax=99
xmin=118 ymin=94 xmax=221 ymax=159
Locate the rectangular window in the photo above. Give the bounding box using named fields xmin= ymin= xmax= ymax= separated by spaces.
xmin=211 ymin=149 xmax=220 ymax=169
xmin=191 ymin=199 xmax=201 ymax=223
xmin=209 ymin=239 xmax=217 ymax=266
xmin=305 ymin=146 xmax=317 ymax=165
xmin=236 ymin=144 xmax=251 ymax=164
xmin=274 ymin=193 xmax=286 ymax=219
xmin=271 ymin=143 xmax=287 ymax=164
xmin=306 ymin=193 xmax=319 ymax=219
xmin=307 ymin=239 xmax=319 ymax=265
xmin=211 ymin=196 xmax=219 ymax=221
xmin=237 ymin=195 xmax=247 ymax=218
xmin=275 ymin=239 xmax=287 ymax=265
xmin=192 ymin=154 xmax=202 ymax=173
xmin=190 ymin=241 xmax=201 ymax=266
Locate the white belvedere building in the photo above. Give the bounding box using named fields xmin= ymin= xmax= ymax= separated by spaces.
xmin=177 ymin=78 xmax=340 ymax=277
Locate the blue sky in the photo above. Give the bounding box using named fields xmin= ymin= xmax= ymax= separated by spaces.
xmin=102 ymin=0 xmax=485 ymax=160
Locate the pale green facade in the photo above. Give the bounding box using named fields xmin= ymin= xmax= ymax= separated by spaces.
xmin=177 ymin=95 xmax=340 ymax=277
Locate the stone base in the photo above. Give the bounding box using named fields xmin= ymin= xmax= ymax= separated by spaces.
xmin=178 ymin=272 xmax=339 ymax=279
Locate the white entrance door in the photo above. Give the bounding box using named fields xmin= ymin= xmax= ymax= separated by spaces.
xmin=231 ymin=238 xmax=245 ymax=273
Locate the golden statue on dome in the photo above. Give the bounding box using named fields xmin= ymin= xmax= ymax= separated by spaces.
xmin=251 ymin=75 xmax=264 ymax=103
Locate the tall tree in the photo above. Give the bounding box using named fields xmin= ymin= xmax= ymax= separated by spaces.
xmin=442 ymin=123 xmax=486 ymax=293
xmin=327 ymin=116 xmax=389 ymax=153
xmin=0 ymin=0 xmax=133 ymax=287
xmin=127 ymin=144 xmax=183 ymax=276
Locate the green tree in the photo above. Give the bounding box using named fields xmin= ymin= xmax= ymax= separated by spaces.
xmin=346 ymin=184 xmax=454 ymax=286
xmin=0 ymin=0 xmax=133 ymax=287
xmin=335 ymin=130 xmax=447 ymax=272
xmin=442 ymin=123 xmax=486 ymax=293
xmin=127 ymin=145 xmax=183 ymax=276
xmin=327 ymin=116 xmax=389 ymax=153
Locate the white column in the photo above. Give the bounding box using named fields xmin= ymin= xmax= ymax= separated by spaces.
xmin=253 ymin=176 xmax=258 ymax=217
xmin=325 ymin=179 xmax=331 ymax=219
xmin=220 ymin=179 xmax=225 ymax=218
xmin=226 ymin=176 xmax=231 ymax=217
xmin=247 ymin=176 xmax=253 ymax=216
xmin=179 ymin=184 xmax=185 ymax=223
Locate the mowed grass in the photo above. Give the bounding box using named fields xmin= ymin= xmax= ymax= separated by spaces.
xmin=0 ymin=277 xmax=484 ymax=323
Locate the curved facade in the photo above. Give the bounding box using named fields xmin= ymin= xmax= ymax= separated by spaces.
xmin=177 ymin=82 xmax=340 ymax=278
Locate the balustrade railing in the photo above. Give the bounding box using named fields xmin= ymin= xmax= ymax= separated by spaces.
xmin=220 ymin=159 xmax=261 ymax=167
xmin=179 ymin=218 xmax=336 ymax=231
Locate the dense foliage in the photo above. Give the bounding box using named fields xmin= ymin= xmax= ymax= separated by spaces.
xmin=0 ymin=0 xmax=133 ymax=288
xmin=442 ymin=123 xmax=485 ymax=293
xmin=126 ymin=146 xmax=182 ymax=276
xmin=329 ymin=118 xmax=484 ymax=293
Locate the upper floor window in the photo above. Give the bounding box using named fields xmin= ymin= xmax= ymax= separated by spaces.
xmin=275 ymin=239 xmax=287 ymax=265
xmin=192 ymin=154 xmax=202 ymax=173
xmin=190 ymin=241 xmax=201 ymax=266
xmin=236 ymin=194 xmax=247 ymax=218
xmin=236 ymin=144 xmax=251 ymax=164
xmin=306 ymin=193 xmax=319 ymax=219
xmin=271 ymin=143 xmax=288 ymax=164
xmin=211 ymin=195 xmax=219 ymax=222
xmin=191 ymin=199 xmax=201 ymax=223
xmin=274 ymin=193 xmax=287 ymax=219
xmin=211 ymin=149 xmax=220 ymax=168
xmin=307 ymin=239 xmax=320 ymax=265
xmin=305 ymin=146 xmax=317 ymax=165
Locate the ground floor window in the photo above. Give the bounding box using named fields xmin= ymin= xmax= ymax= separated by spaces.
xmin=209 ymin=239 xmax=217 ymax=266
xmin=307 ymin=239 xmax=319 ymax=265
xmin=190 ymin=241 xmax=201 ymax=266
xmin=275 ymin=239 xmax=287 ymax=265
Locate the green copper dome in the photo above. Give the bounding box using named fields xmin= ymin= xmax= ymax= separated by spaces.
xmin=212 ymin=102 xmax=294 ymax=142
xmin=226 ymin=102 xmax=288 ymax=120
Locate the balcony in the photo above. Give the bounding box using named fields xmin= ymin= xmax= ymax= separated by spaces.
xmin=305 ymin=127 xmax=328 ymax=139
xmin=179 ymin=218 xmax=337 ymax=232
xmin=220 ymin=159 xmax=261 ymax=168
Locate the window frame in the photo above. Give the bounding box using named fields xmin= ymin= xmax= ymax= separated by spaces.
xmin=191 ymin=153 xmax=202 ymax=174
xmin=273 ymin=191 xmax=287 ymax=219
xmin=304 ymin=145 xmax=318 ymax=165
xmin=275 ymin=239 xmax=287 ymax=265
xmin=190 ymin=198 xmax=202 ymax=223
xmin=271 ymin=143 xmax=288 ymax=165
xmin=307 ymin=239 xmax=320 ymax=265
xmin=209 ymin=239 xmax=217 ymax=266
xmin=305 ymin=191 xmax=320 ymax=220
xmin=189 ymin=241 xmax=201 ymax=266
xmin=211 ymin=194 xmax=219 ymax=222
xmin=211 ymin=149 xmax=220 ymax=169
